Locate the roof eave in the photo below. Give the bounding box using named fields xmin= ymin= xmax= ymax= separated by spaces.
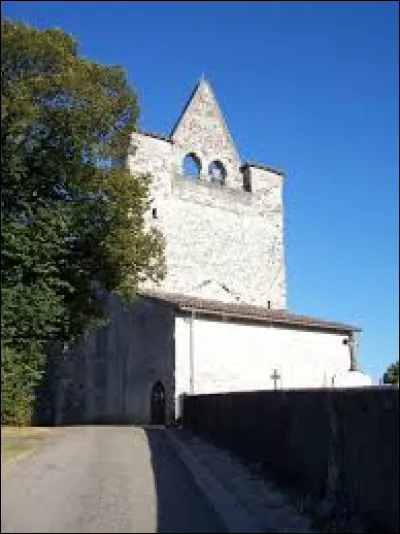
xmin=138 ymin=291 xmax=361 ymax=334
xmin=177 ymin=305 xmax=360 ymax=334
xmin=240 ymin=162 xmax=286 ymax=178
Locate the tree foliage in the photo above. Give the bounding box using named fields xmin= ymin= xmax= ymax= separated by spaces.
xmin=1 ymin=19 xmax=165 ymax=423
xmin=382 ymin=361 xmax=399 ymax=386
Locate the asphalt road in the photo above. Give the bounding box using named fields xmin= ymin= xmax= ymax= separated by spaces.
xmin=1 ymin=426 xmax=227 ymax=533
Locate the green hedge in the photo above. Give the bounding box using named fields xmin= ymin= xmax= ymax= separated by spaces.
xmin=1 ymin=343 xmax=44 ymax=426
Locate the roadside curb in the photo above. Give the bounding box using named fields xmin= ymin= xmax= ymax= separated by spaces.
xmin=165 ymin=429 xmax=263 ymax=533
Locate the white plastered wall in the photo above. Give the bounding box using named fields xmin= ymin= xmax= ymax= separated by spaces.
xmin=174 ymin=315 xmax=352 ymax=415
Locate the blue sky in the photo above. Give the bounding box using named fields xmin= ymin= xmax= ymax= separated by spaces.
xmin=2 ymin=1 xmax=398 ymax=382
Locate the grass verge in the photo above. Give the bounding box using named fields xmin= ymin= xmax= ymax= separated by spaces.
xmin=1 ymin=426 xmax=55 ymax=464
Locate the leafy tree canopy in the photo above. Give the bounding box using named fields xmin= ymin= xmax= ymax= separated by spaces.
xmin=382 ymin=361 xmax=399 ymax=385
xmin=1 ymin=18 xmax=165 ymax=355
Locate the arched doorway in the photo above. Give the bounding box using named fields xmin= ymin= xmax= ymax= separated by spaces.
xmin=150 ymin=381 xmax=166 ymax=425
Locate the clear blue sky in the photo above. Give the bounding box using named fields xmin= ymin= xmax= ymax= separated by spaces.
xmin=2 ymin=1 xmax=398 ymax=383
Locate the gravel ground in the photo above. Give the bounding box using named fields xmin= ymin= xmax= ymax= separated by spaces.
xmin=1 ymin=426 xmax=226 ymax=533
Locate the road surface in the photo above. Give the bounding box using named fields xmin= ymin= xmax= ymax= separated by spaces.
xmin=1 ymin=426 xmax=227 ymax=533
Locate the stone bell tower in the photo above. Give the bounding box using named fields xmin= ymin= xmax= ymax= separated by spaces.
xmin=128 ymin=79 xmax=287 ymax=309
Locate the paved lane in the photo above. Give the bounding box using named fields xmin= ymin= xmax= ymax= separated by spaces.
xmin=1 ymin=426 xmax=226 ymax=533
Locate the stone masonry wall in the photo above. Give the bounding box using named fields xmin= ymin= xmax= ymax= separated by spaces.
xmin=128 ymin=80 xmax=286 ymax=308
xmin=171 ymin=80 xmax=242 ymax=188
xmin=50 ymin=294 xmax=176 ymax=425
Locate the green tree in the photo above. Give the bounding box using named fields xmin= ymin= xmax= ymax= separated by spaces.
xmin=1 ymin=19 xmax=165 ymax=423
xmin=382 ymin=361 xmax=399 ymax=386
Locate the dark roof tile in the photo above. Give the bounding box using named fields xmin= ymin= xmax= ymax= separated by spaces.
xmin=138 ymin=290 xmax=360 ymax=333
xmin=137 ymin=131 xmax=171 ymax=142
xmin=240 ymin=162 xmax=285 ymax=177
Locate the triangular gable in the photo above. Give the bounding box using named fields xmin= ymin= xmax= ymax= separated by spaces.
xmin=186 ymin=279 xmax=241 ymax=303
xmin=170 ymin=80 xmax=203 ymax=138
xmin=170 ymin=79 xmax=241 ymax=167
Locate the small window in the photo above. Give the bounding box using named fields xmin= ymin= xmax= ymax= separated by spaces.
xmin=152 ymin=207 xmax=158 ymax=219
xmin=242 ymin=167 xmax=252 ymax=192
xmin=183 ymin=153 xmax=201 ymax=179
xmin=208 ymin=160 xmax=226 ymax=185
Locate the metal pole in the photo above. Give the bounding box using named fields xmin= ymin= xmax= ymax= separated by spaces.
xmin=344 ymin=333 xmax=358 ymax=371
xmin=189 ymin=311 xmax=195 ymax=394
xmin=350 ymin=333 xmax=358 ymax=371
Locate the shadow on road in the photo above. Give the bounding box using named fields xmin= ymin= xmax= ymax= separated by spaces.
xmin=144 ymin=426 xmax=227 ymax=534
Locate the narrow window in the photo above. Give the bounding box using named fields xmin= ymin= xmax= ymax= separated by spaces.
xmin=242 ymin=167 xmax=252 ymax=192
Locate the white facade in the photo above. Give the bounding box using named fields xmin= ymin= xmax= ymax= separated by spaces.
xmin=332 ymin=370 xmax=372 ymax=388
xmin=174 ymin=315 xmax=364 ymax=416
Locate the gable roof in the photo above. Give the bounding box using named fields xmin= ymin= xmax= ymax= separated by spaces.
xmin=134 ymin=80 xmax=284 ymax=175
xmin=187 ymin=279 xmax=241 ymax=303
xmin=169 ymin=79 xmax=241 ymax=162
xmin=138 ymin=290 xmax=360 ymax=333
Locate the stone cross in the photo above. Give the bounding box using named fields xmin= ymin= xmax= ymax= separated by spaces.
xmin=270 ymin=368 xmax=281 ymax=390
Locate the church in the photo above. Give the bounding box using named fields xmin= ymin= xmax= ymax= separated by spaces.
xmin=54 ymin=79 xmax=371 ymax=426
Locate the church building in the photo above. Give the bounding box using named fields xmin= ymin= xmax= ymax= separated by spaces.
xmin=54 ymin=79 xmax=371 ymax=426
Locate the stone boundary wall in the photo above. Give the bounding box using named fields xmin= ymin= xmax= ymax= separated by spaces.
xmin=182 ymin=387 xmax=399 ymax=533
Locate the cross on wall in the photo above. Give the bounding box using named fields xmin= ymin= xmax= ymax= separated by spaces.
xmin=270 ymin=368 xmax=281 ymax=390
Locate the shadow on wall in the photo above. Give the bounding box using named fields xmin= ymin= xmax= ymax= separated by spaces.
xmin=31 ymin=354 xmax=170 ymax=427
xmin=144 ymin=427 xmax=226 ymax=533
xmin=31 ymin=292 xmax=177 ymax=427
xmin=31 ymin=350 xmax=137 ymax=426
xmin=32 ymin=349 xmax=58 ymax=426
